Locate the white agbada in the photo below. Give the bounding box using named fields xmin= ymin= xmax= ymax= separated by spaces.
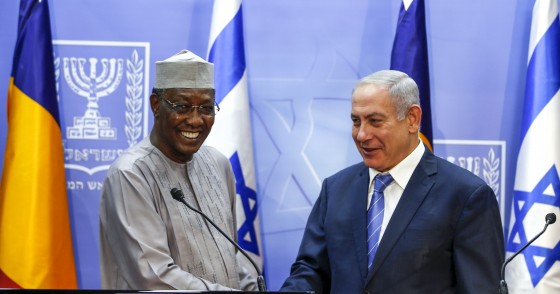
xmin=99 ymin=137 xmax=257 ymax=290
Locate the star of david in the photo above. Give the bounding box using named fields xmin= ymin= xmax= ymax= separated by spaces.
xmin=507 ymin=165 xmax=560 ymax=286
xmin=229 ymin=152 xmax=260 ymax=255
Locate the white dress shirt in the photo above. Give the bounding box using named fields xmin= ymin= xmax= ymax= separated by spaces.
xmin=367 ymin=141 xmax=425 ymax=241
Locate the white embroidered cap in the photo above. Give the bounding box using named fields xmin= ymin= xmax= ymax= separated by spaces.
xmin=154 ymin=49 xmax=214 ymax=89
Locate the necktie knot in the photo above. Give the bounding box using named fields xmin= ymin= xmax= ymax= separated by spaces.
xmin=374 ymin=173 xmax=393 ymax=194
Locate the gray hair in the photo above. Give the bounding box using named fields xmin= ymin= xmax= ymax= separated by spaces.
xmin=353 ymin=70 xmax=420 ymax=120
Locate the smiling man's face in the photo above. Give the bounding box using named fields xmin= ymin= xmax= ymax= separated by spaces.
xmin=351 ymin=84 xmax=420 ymax=172
xmin=150 ymin=88 xmax=215 ymax=163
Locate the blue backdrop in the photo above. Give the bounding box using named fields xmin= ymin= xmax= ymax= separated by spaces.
xmin=0 ymin=0 xmax=540 ymax=290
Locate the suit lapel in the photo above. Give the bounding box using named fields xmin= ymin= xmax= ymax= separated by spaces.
xmin=366 ymin=149 xmax=438 ymax=282
xmin=350 ymin=164 xmax=371 ymax=283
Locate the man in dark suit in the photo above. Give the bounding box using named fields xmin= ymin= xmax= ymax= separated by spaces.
xmin=280 ymin=70 xmax=504 ymax=293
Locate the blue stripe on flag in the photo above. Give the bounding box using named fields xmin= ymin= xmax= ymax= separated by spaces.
xmin=11 ymin=0 xmax=60 ymax=126
xmin=390 ymin=0 xmax=433 ymax=149
xmin=521 ymin=14 xmax=560 ymax=138
xmin=208 ymin=7 xmax=246 ymax=105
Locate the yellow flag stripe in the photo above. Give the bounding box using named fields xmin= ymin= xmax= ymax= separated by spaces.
xmin=420 ymin=132 xmax=433 ymax=152
xmin=0 ymin=79 xmax=77 ymax=289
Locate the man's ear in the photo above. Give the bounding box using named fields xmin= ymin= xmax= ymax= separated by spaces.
xmin=150 ymin=93 xmax=160 ymax=117
xmin=407 ymin=104 xmax=422 ymax=134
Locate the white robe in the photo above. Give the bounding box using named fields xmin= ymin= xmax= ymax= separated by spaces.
xmin=99 ymin=137 xmax=257 ymax=291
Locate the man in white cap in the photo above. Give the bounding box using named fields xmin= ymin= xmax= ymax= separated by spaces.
xmin=99 ymin=50 xmax=257 ymax=291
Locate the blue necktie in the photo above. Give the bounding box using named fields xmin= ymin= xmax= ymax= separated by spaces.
xmin=367 ymin=173 xmax=393 ymax=270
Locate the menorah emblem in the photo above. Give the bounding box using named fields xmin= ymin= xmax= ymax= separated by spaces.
xmin=63 ymin=56 xmax=123 ymax=140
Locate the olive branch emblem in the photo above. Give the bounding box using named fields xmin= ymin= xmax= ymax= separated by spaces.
xmin=125 ymin=50 xmax=144 ymax=147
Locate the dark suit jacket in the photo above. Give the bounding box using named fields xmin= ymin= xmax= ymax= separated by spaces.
xmin=281 ymin=148 xmax=504 ymax=294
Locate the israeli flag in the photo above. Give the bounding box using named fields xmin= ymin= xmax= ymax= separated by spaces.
xmin=505 ymin=0 xmax=560 ymax=293
xmin=205 ymin=0 xmax=263 ymax=271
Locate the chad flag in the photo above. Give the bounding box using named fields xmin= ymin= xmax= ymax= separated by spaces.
xmin=390 ymin=0 xmax=433 ymax=151
xmin=0 ymin=0 xmax=77 ymax=289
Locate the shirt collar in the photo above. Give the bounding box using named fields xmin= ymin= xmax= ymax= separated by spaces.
xmin=368 ymin=140 xmax=425 ymax=190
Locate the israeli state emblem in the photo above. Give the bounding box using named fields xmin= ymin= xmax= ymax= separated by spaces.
xmin=53 ymin=41 xmax=150 ymax=189
xmin=434 ymin=139 xmax=506 ymax=219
